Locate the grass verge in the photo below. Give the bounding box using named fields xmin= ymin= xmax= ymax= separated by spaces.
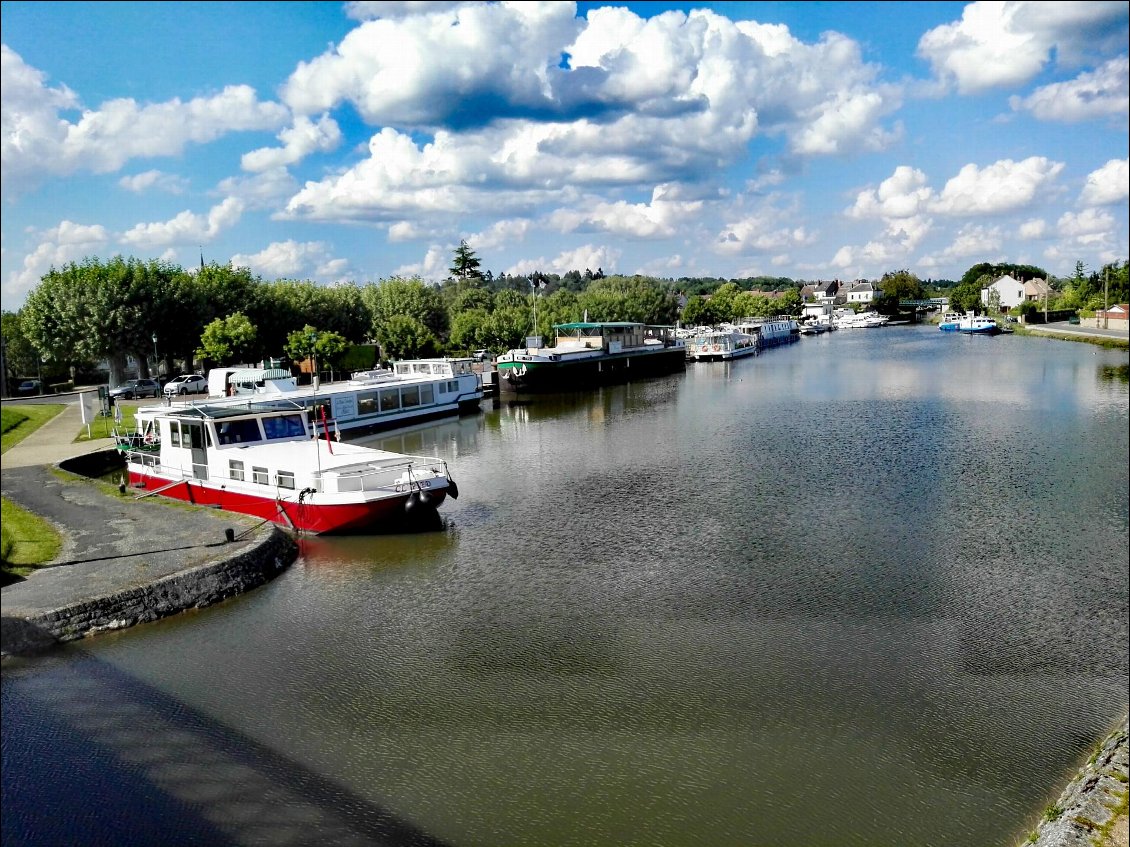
xmin=1 ymin=404 xmax=67 ymax=453
xmin=1 ymin=496 xmax=62 ymax=584
xmin=73 ymin=403 xmax=139 ymax=442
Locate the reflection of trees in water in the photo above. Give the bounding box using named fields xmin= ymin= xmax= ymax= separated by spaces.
xmin=1098 ymin=363 xmax=1129 ymax=383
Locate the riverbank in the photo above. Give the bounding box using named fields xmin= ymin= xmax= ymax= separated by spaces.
xmin=1025 ymin=715 xmax=1129 ymax=847
xmin=1 ymin=403 xmax=299 ymax=657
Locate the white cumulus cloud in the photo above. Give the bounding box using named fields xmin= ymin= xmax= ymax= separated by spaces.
xmin=1078 ymin=158 xmax=1130 ymax=206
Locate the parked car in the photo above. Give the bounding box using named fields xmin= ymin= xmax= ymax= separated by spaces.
xmin=163 ymin=374 xmax=208 ymax=396
xmin=108 ymin=379 xmax=161 ymax=400
xmin=1068 ymin=315 xmax=1081 ymax=325
xmin=16 ymin=379 xmax=41 ymax=395
xmin=473 ymin=349 xmax=492 ymax=361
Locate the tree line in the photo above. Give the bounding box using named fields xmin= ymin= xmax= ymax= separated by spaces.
xmin=2 ymin=243 xmax=1126 ymax=389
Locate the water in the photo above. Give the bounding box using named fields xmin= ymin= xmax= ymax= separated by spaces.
xmin=4 ymin=326 xmax=1128 ymax=847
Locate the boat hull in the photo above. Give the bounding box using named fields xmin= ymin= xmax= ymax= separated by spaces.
xmin=126 ymin=470 xmax=447 ymax=535
xmin=497 ymin=348 xmax=686 ymax=392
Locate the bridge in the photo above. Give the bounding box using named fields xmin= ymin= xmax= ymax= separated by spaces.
xmin=899 ymin=298 xmax=948 ymax=308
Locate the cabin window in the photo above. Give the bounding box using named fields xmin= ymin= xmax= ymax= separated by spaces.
xmin=170 ymin=422 xmax=182 ymax=447
xmin=446 ymin=380 xmax=457 ymax=393
xmin=357 ymin=392 xmax=377 ymax=415
xmin=216 ymin=419 xmax=262 ymax=445
xmin=184 ymin=422 xmax=205 ymax=450
xmin=252 ymin=466 xmax=269 ymax=485
xmin=276 ymin=470 xmax=295 ymax=490
xmin=229 ymin=460 xmax=245 ymax=481
xmin=402 ymin=385 xmax=421 ymax=408
xmin=262 ymin=414 xmax=305 ymax=440
xmin=380 ymin=388 xmax=400 ymax=413
xmin=420 ymin=384 xmax=434 ymax=404
xmin=309 ymin=400 xmax=332 ymax=423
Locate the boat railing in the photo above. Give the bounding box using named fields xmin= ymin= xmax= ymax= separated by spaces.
xmin=331 ymin=459 xmax=448 ymax=494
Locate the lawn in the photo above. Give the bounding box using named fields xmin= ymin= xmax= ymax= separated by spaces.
xmin=1 ymin=403 xmax=66 ymax=453
xmin=1 ymin=497 xmax=62 ymax=582
xmin=74 ymin=403 xmax=139 ymax=441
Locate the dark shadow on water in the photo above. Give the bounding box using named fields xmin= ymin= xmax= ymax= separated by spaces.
xmin=2 ymin=650 xmax=453 ymax=846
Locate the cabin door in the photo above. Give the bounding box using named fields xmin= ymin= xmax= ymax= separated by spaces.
xmin=183 ymin=421 xmax=209 ymax=480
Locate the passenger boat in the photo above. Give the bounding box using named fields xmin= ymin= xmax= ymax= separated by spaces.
xmin=495 ymin=322 xmax=686 ymax=392
xmin=687 ymin=329 xmax=759 ymax=361
xmin=119 ymin=402 xmax=458 ymax=535
xmin=834 ymin=310 xmax=889 ymax=329
xmin=192 ymin=358 xmax=484 ymax=441
xmin=734 ymin=315 xmax=801 ymax=347
xmin=937 ymin=313 xmax=1001 ymax=334
xmin=937 ymin=312 xmax=964 ymax=332
xmin=957 ymin=315 xmax=1002 ymax=335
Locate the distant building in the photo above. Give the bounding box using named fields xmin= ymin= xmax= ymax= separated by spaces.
xmin=845 ymin=281 xmax=877 ymax=304
xmin=981 ymin=274 xmax=1051 ymax=310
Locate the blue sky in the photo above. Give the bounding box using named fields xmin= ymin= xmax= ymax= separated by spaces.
xmin=2 ymin=1 xmax=1127 ymax=310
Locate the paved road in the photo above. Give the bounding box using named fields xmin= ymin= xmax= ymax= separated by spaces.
xmin=1024 ymin=320 xmax=1130 ymax=341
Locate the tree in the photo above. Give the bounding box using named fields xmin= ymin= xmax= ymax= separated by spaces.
xmin=284 ymin=325 xmax=349 ymax=379
xmin=197 ymin=312 xmax=257 ymax=365
xmin=22 ymin=256 xmax=175 ymax=386
xmin=449 ymin=239 xmax=484 ymax=282
xmin=874 ymin=269 xmax=925 ymax=314
xmin=379 ymin=315 xmax=440 ymax=361
xmin=362 ymin=277 xmax=449 ymax=344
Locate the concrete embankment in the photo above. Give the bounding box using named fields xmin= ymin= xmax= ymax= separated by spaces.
xmin=1024 ymin=715 xmax=1129 ymax=847
xmin=1 ymin=525 xmax=296 ymax=656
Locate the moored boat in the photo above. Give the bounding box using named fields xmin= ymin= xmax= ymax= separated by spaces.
xmin=189 ymin=358 xmax=484 ymax=441
xmin=495 ymin=322 xmax=686 ymax=392
xmin=937 ymin=312 xmax=963 ymax=332
xmin=119 ymin=402 xmax=458 ymax=534
xmin=957 ymin=315 xmax=1002 ymax=335
xmin=687 ymin=329 xmax=759 ymax=361
xmin=733 ymin=315 xmax=801 ymax=348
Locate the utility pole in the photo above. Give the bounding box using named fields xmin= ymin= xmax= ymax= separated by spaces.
xmin=1103 ymin=268 xmax=1109 ymax=329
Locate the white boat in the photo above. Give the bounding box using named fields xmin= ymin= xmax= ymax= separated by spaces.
xmin=191 ymin=358 xmax=484 ymax=440
xmin=957 ymin=315 xmax=1002 ymax=335
xmin=834 ymin=310 xmax=888 ymax=329
xmin=937 ymin=312 xmax=964 ymax=332
xmin=687 ymin=329 xmax=759 ymax=361
xmin=733 ymin=316 xmax=801 ymax=348
xmin=120 ymin=401 xmax=458 ymax=535
xmin=938 ymin=313 xmax=1001 ymax=334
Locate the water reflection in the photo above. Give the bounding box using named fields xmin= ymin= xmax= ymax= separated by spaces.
xmin=3 ymin=327 xmax=1127 ymax=847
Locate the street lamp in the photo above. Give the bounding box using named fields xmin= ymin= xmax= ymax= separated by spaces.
xmin=152 ymin=333 xmax=159 ymax=386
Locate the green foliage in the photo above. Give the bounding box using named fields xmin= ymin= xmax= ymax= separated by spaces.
xmin=449 ymin=239 xmax=484 ymax=281
xmin=1 ymin=496 xmax=62 ymax=573
xmin=380 ymin=315 xmax=440 ymax=361
xmin=283 ymin=325 xmax=349 ymax=367
xmin=363 ymin=277 xmax=449 ymax=346
xmin=197 ymin=312 xmax=257 ymax=364
xmin=577 ymin=275 xmax=680 ymax=324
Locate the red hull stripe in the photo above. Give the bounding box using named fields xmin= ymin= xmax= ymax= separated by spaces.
xmin=127 ymin=473 xmax=444 ymax=534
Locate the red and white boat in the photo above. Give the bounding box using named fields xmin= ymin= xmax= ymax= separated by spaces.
xmin=121 ymin=401 xmax=458 ymax=535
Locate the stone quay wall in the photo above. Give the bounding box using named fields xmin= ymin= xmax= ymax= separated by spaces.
xmin=2 ymin=526 xmax=297 ymax=656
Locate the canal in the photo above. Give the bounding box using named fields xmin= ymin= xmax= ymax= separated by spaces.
xmin=3 ymin=325 xmax=1128 ymax=846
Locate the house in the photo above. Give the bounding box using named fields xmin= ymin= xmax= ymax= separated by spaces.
xmin=982 ymin=274 xmax=1053 ymax=310
xmin=845 ymin=281 xmax=877 ymax=304
xmin=981 ymin=274 xmax=1026 ymax=309
xmin=1024 ymin=278 xmax=1053 ymax=303
xmin=1096 ymin=304 xmax=1129 ymax=324
xmin=802 ymin=280 xmax=841 ymax=303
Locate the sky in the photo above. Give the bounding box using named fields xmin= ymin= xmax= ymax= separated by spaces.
xmin=1 ymin=1 xmax=1127 ymax=311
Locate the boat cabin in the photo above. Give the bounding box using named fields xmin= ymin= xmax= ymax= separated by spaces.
xmin=550 ymin=322 xmax=678 ymax=353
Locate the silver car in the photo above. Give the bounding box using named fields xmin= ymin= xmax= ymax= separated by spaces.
xmin=109 ymin=379 xmax=161 ymax=400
